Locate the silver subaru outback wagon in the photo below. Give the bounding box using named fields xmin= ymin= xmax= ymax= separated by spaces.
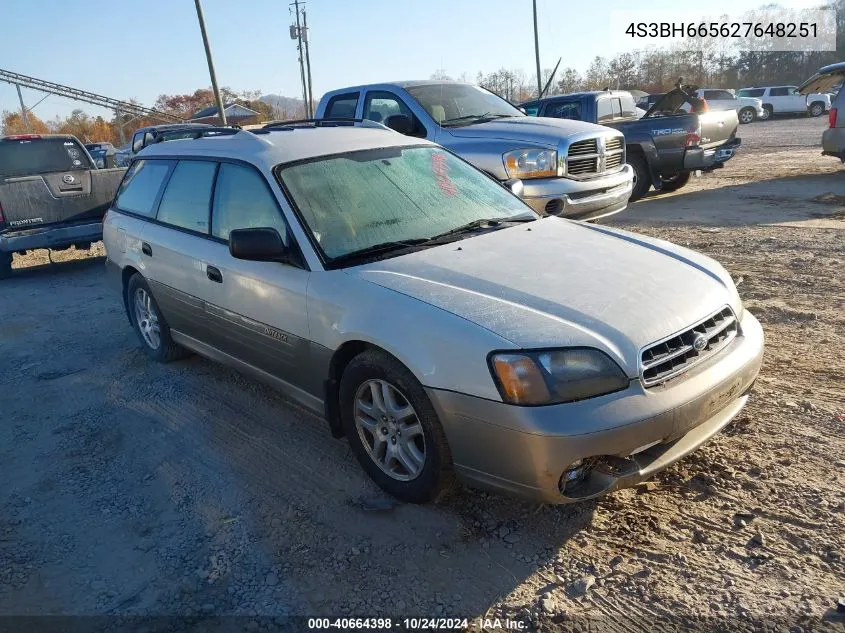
xmin=103 ymin=122 xmax=763 ymax=504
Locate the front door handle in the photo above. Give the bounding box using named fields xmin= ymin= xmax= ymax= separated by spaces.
xmin=141 ymin=242 xmax=152 ymax=256
xmin=206 ymin=265 xmax=223 ymax=283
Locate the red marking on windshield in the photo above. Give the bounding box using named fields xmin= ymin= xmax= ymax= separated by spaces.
xmin=431 ymin=152 xmax=457 ymax=196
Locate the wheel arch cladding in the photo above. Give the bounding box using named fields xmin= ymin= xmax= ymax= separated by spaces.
xmin=121 ymin=265 xmax=140 ymax=325
xmin=325 ymin=340 xmax=385 ymax=438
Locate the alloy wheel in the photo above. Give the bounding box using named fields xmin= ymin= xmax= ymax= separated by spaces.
xmin=133 ymin=287 xmax=161 ymax=350
xmin=354 ymin=379 xmax=426 ymax=481
xmin=740 ymin=110 xmax=754 ymax=124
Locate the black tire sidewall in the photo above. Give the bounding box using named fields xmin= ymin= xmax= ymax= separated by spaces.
xmin=810 ymin=103 xmax=824 ymax=117
xmin=627 ymin=154 xmax=651 ymax=201
xmin=126 ymin=274 xmax=174 ymax=362
xmin=761 ymin=106 xmax=773 ymax=120
xmin=660 ymin=171 xmax=692 ymax=192
xmin=339 ymin=351 xmax=451 ymax=504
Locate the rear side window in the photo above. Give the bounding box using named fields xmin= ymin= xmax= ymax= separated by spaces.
xmin=114 ymin=160 xmax=172 ymax=217
xmin=325 ymin=93 xmax=359 ymax=118
xmin=156 ymin=160 xmax=217 ymax=233
xmin=769 ymin=87 xmax=789 ymax=97
xmin=597 ymin=98 xmax=613 ymax=122
xmin=212 ymin=163 xmax=287 ymax=242
xmin=521 ymin=102 xmax=539 ymax=116
xmin=547 ymin=101 xmax=582 ymax=120
xmin=704 ymin=90 xmax=734 ymax=100
xmin=738 ymin=88 xmax=764 ymax=98
xmin=0 ymin=138 xmax=91 ymax=178
xmin=620 ymin=95 xmax=638 ymax=118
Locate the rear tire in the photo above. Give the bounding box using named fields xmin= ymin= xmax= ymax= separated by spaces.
xmin=339 ymin=349 xmax=455 ymax=504
xmin=627 ymin=154 xmax=651 ymax=201
xmin=0 ymin=252 xmax=12 ymax=280
xmin=809 ymin=102 xmax=825 ymax=117
xmin=659 ymin=172 xmax=691 ymax=193
xmin=739 ymin=107 xmax=756 ymax=124
xmin=126 ymin=273 xmax=187 ymax=363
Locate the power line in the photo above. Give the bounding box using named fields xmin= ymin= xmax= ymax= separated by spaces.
xmin=290 ymin=0 xmax=314 ymax=118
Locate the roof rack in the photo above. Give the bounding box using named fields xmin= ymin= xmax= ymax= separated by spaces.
xmin=258 ymin=118 xmax=389 ymax=132
xmin=151 ymin=126 xmax=241 ymax=144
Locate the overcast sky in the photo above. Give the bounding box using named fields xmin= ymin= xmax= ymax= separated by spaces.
xmin=0 ymin=0 xmax=824 ymax=121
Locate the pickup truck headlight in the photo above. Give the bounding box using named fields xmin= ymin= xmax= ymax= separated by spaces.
xmin=489 ymin=348 xmax=629 ymax=406
xmin=503 ymin=148 xmax=558 ymax=179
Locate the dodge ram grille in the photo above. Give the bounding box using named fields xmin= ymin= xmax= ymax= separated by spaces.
xmin=565 ymin=135 xmax=626 ymax=179
xmin=640 ymin=306 xmax=739 ymax=387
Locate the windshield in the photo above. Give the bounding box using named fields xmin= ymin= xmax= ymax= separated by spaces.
xmin=0 ymin=138 xmax=92 ymax=178
xmin=278 ymin=146 xmax=535 ymax=262
xmin=405 ymin=84 xmax=523 ymax=126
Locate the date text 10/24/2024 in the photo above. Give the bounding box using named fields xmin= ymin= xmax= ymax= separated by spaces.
xmin=307 ymin=617 xmax=526 ymax=630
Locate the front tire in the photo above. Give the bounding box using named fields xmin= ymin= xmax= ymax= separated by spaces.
xmin=627 ymin=154 xmax=651 ymax=201
xmin=0 ymin=252 xmax=12 ymax=279
xmin=760 ymin=105 xmax=773 ymax=121
xmin=126 ymin=273 xmax=187 ymax=362
xmin=659 ymin=172 xmax=692 ymax=193
xmin=739 ymin=107 xmax=756 ymax=124
xmin=339 ymin=349 xmax=455 ymax=504
xmin=809 ymin=102 xmax=825 ymax=117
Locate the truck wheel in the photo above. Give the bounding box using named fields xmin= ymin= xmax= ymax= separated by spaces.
xmin=0 ymin=252 xmax=12 ymax=280
xmin=659 ymin=172 xmax=691 ymax=193
xmin=739 ymin=107 xmax=756 ymax=124
xmin=809 ymin=102 xmax=825 ymax=117
xmin=760 ymin=105 xmax=773 ymax=121
xmin=339 ymin=349 xmax=455 ymax=504
xmin=627 ymin=155 xmax=651 ymax=201
xmin=126 ymin=273 xmax=188 ymax=363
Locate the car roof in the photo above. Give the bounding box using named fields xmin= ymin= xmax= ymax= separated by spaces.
xmin=136 ymin=126 xmax=435 ymax=169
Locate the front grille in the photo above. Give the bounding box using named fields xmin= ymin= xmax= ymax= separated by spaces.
xmin=568 ymin=139 xmax=598 ymax=156
xmin=565 ymin=135 xmax=625 ymax=179
xmin=605 ymin=137 xmax=624 ymax=152
xmin=567 ymin=157 xmax=598 ymax=176
xmin=605 ymin=153 xmax=624 ymax=170
xmin=640 ymin=306 xmax=739 ymax=387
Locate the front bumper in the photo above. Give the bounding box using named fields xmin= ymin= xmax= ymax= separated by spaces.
xmin=0 ymin=221 xmax=103 ymax=253
xmin=684 ymin=138 xmax=742 ymax=171
xmin=521 ymin=165 xmax=634 ymax=221
xmin=428 ymin=309 xmax=764 ymax=504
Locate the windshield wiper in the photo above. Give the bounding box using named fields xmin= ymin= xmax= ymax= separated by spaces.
xmin=440 ymin=113 xmax=513 ymax=126
xmin=427 ymin=216 xmax=536 ymax=240
xmin=328 ymin=238 xmax=433 ymax=265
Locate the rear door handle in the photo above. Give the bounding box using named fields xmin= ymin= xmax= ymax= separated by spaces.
xmin=141 ymin=242 xmax=152 ymax=256
xmin=206 ymin=265 xmax=223 ymax=283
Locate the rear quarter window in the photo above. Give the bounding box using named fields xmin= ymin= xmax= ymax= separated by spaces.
xmin=0 ymin=138 xmax=92 ymax=178
xmin=325 ymin=93 xmax=359 ymax=118
xmin=114 ymin=160 xmax=172 ymax=217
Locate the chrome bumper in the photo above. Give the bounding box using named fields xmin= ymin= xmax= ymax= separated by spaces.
xmin=428 ymin=309 xmax=764 ymax=504
xmin=521 ymin=164 xmax=634 ymax=221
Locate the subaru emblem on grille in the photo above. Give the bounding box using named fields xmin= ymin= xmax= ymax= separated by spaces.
xmin=692 ymin=333 xmax=708 ymax=351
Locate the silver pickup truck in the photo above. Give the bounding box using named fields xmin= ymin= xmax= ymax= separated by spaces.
xmin=315 ymin=81 xmax=634 ymax=221
xmin=0 ymin=134 xmax=125 ymax=278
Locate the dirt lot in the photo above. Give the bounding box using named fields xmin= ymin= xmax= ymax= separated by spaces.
xmin=1 ymin=116 xmax=843 ymax=632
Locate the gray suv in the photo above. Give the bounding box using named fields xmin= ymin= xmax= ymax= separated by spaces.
xmin=316 ymin=81 xmax=634 ymax=221
xmin=104 ymin=122 xmax=763 ymax=504
xmin=800 ymin=62 xmax=845 ymax=161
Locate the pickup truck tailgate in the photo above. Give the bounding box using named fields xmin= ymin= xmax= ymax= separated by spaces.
xmin=698 ymin=110 xmax=739 ymax=149
xmin=0 ymin=169 xmax=125 ymax=228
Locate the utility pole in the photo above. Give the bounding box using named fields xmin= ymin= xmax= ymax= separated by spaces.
xmin=291 ymin=0 xmax=309 ymax=118
xmin=15 ymin=84 xmax=30 ymax=132
xmin=194 ymin=0 xmax=227 ymax=126
xmin=302 ymin=10 xmax=314 ymax=118
xmin=533 ymin=0 xmax=542 ymax=98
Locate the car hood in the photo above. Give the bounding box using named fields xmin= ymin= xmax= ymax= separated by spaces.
xmin=349 ymin=218 xmax=739 ymax=376
xmin=444 ymin=116 xmax=612 ymax=147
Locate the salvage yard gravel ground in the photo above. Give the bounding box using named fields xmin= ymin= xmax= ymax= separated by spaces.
xmin=0 ymin=117 xmax=843 ymax=632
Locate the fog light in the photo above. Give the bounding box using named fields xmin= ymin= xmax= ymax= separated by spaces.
xmin=560 ymin=459 xmax=591 ymax=493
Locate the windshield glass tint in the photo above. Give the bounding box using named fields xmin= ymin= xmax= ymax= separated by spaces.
xmin=278 ymin=146 xmax=534 ymax=260
xmin=0 ymin=138 xmax=91 ymax=177
xmin=406 ymin=84 xmax=523 ymax=124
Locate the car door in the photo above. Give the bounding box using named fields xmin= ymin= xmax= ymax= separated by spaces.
xmin=137 ymin=158 xmax=220 ymax=342
xmin=703 ymin=90 xmax=736 ymax=111
xmin=200 ymin=161 xmax=315 ymax=401
xmin=784 ymin=87 xmax=805 ymax=112
xmin=362 ymin=89 xmax=429 ymax=139
xmin=767 ymin=87 xmax=790 ymax=112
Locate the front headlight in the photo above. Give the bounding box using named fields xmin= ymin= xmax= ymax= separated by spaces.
xmin=503 ymin=148 xmax=558 ymax=179
xmin=489 ymin=348 xmax=629 ymax=406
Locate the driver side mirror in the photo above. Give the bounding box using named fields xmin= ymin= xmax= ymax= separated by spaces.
xmin=384 ymin=114 xmax=413 ymax=135
xmin=229 ymin=227 xmax=290 ymax=263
